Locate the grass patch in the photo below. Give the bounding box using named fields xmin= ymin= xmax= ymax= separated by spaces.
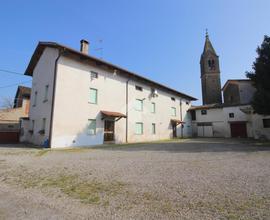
xmin=15 ymin=172 xmax=125 ymax=205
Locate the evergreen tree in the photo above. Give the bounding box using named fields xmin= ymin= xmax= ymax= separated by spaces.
xmin=246 ymin=35 xmax=270 ymax=115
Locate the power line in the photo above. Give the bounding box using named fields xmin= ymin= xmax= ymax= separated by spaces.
xmin=0 ymin=80 xmax=32 ymax=89
xmin=0 ymin=69 xmax=26 ymax=76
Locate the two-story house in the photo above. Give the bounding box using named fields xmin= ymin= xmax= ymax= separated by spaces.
xmin=20 ymin=40 xmax=196 ymax=148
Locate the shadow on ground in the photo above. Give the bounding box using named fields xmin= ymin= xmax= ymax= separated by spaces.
xmin=93 ymin=138 xmax=270 ymax=153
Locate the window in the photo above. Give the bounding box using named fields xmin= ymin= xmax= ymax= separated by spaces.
xmin=89 ymin=88 xmax=98 ymax=104
xmin=151 ymin=102 xmax=156 ymax=113
xmin=90 ymin=71 xmax=98 ymax=79
xmin=31 ymin=120 xmax=35 ymax=133
xmin=44 ymin=85 xmax=49 ymax=102
xmin=201 ymin=110 xmax=207 ymax=115
xmin=42 ymin=118 xmax=46 ymax=130
xmin=186 ymin=101 xmax=189 ymax=105
xmin=135 ymin=99 xmax=143 ymax=111
xmin=229 ymin=113 xmax=234 ymax=118
xmin=33 ymin=91 xmax=37 ymax=106
xmin=171 ymin=107 xmax=176 ymax=116
xmin=152 ymin=123 xmax=156 ymax=134
xmin=171 ymin=97 xmax=175 ymax=101
xmin=135 ymin=122 xmax=143 ymax=135
xmin=87 ymin=119 xmax=96 ymax=135
xmin=135 ymin=85 xmax=143 ymax=91
xmin=190 ymin=110 xmax=196 ymax=121
xmin=208 ymin=59 xmax=215 ymax=70
xmin=263 ymin=119 xmax=270 ymax=128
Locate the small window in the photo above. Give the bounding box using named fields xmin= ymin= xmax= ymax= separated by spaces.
xmin=87 ymin=119 xmax=96 ymax=135
xmin=171 ymin=107 xmax=176 ymax=116
xmin=186 ymin=101 xmax=189 ymax=105
xmin=229 ymin=113 xmax=234 ymax=118
xmin=135 ymin=122 xmax=143 ymax=135
xmin=171 ymin=97 xmax=175 ymax=101
xmin=151 ymin=102 xmax=156 ymax=113
xmin=89 ymin=88 xmax=98 ymax=104
xmin=201 ymin=110 xmax=207 ymax=115
xmin=44 ymin=85 xmax=49 ymax=102
xmin=32 ymin=120 xmax=35 ymax=131
xmin=263 ymin=119 xmax=270 ymax=128
xmin=152 ymin=123 xmax=156 ymax=134
xmin=135 ymin=99 xmax=143 ymax=111
xmin=42 ymin=118 xmax=46 ymax=130
xmin=33 ymin=91 xmax=37 ymax=106
xmin=90 ymin=71 xmax=98 ymax=79
xmin=135 ymin=85 xmax=143 ymax=91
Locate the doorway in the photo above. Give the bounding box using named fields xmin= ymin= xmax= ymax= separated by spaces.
xmin=104 ymin=120 xmax=115 ymax=142
xmin=172 ymin=123 xmax=177 ymax=138
xmin=230 ymin=122 xmax=247 ymax=138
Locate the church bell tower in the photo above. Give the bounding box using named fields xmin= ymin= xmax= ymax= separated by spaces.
xmin=200 ymin=31 xmax=222 ymax=105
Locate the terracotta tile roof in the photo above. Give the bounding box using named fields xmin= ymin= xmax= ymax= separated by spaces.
xmin=101 ymin=111 xmax=126 ymax=118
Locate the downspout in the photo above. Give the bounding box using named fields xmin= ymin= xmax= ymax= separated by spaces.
xmin=180 ymin=98 xmax=183 ymax=138
xmin=125 ymin=79 xmax=130 ymax=143
xmin=49 ymin=48 xmax=65 ymax=148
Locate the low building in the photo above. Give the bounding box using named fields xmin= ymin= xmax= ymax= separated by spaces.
xmin=0 ymin=86 xmax=31 ymax=143
xmin=20 ymin=40 xmax=196 ymax=148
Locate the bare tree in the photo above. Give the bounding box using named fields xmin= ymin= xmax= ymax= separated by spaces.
xmin=0 ymin=97 xmax=14 ymax=109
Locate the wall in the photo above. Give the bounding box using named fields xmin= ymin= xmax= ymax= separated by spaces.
xmin=223 ymin=83 xmax=240 ymax=104
xmin=25 ymin=47 xmax=59 ymax=145
xmin=251 ymin=114 xmax=270 ymax=140
xmin=239 ymin=81 xmax=256 ymax=104
xmin=50 ymin=55 xmax=192 ymax=148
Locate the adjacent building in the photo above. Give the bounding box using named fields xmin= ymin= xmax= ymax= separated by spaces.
xmin=20 ymin=40 xmax=196 ymax=148
xmin=190 ymin=34 xmax=270 ymax=140
xmin=0 ymin=86 xmax=31 ymax=143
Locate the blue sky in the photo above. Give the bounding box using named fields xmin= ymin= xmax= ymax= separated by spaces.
xmin=0 ymin=0 xmax=270 ymax=106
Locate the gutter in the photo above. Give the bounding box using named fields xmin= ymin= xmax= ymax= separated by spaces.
xmin=125 ymin=78 xmax=130 ymax=143
xmin=48 ymin=48 xmax=65 ymax=148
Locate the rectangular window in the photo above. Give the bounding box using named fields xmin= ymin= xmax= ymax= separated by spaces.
xmin=171 ymin=97 xmax=175 ymax=101
xmin=229 ymin=113 xmax=234 ymax=118
xmin=90 ymin=71 xmax=98 ymax=79
xmin=44 ymin=85 xmax=49 ymax=102
xmin=33 ymin=91 xmax=37 ymax=106
xmin=263 ymin=119 xmax=270 ymax=128
xmin=42 ymin=118 xmax=46 ymax=130
xmin=152 ymin=123 xmax=156 ymax=134
xmin=135 ymin=85 xmax=143 ymax=91
xmin=89 ymin=88 xmax=98 ymax=104
xmin=135 ymin=122 xmax=143 ymax=135
xmin=201 ymin=110 xmax=207 ymax=115
xmin=190 ymin=110 xmax=196 ymax=121
xmin=135 ymin=99 xmax=143 ymax=111
xmin=151 ymin=102 xmax=156 ymax=113
xmin=171 ymin=107 xmax=176 ymax=116
xmin=32 ymin=120 xmax=35 ymax=132
xmin=87 ymin=119 xmax=96 ymax=135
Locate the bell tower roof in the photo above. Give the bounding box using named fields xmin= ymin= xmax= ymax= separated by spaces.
xmin=202 ymin=30 xmax=217 ymax=56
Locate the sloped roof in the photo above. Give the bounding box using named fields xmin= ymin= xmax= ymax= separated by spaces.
xmin=202 ymin=34 xmax=217 ymax=56
xmin=24 ymin=42 xmax=197 ymax=101
xmin=13 ymin=86 xmax=31 ymax=108
xmin=222 ymin=79 xmax=251 ymax=91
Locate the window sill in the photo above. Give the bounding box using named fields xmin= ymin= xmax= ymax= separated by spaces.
xmin=88 ymin=102 xmax=97 ymax=105
xmin=43 ymin=99 xmax=48 ymax=103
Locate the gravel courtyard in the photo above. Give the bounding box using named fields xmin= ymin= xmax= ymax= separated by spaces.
xmin=0 ymin=138 xmax=270 ymax=220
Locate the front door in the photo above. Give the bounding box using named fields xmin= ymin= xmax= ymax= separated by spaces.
xmin=104 ymin=120 xmax=115 ymax=142
xmin=172 ymin=123 xmax=177 ymax=138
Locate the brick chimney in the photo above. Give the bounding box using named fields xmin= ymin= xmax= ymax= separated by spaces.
xmin=80 ymin=39 xmax=89 ymax=54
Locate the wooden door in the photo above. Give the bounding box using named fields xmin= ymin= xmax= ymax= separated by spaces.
xmin=230 ymin=122 xmax=247 ymax=138
xmin=104 ymin=120 xmax=115 ymax=142
xmin=172 ymin=124 xmax=177 ymax=138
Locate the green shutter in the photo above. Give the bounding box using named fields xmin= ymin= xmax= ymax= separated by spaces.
xmin=88 ymin=119 xmax=96 ymax=135
xmin=152 ymin=123 xmax=156 ymax=134
xmin=135 ymin=122 xmax=143 ymax=135
xmin=135 ymin=99 xmax=143 ymax=111
xmin=89 ymin=88 xmax=97 ymax=104
xmin=151 ymin=102 xmax=155 ymax=113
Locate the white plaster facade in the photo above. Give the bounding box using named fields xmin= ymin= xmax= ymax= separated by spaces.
xmin=191 ymin=105 xmax=270 ymax=140
xmin=21 ymin=44 xmax=195 ymax=148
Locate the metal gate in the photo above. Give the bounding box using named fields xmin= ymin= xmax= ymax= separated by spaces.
xmin=0 ymin=131 xmax=20 ymax=144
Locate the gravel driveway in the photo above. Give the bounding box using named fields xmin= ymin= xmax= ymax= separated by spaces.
xmin=0 ymin=138 xmax=270 ymax=220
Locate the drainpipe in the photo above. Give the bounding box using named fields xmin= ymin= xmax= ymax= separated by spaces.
xmin=125 ymin=79 xmax=130 ymax=143
xmin=180 ymin=98 xmax=183 ymax=138
xmin=49 ymin=48 xmax=65 ymax=148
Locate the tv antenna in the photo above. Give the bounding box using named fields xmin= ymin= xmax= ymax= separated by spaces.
xmin=94 ymin=39 xmax=103 ymax=59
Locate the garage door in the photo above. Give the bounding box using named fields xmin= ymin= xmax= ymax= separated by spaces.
xmin=230 ymin=122 xmax=247 ymax=138
xmin=197 ymin=122 xmax=213 ymax=137
xmin=0 ymin=132 xmax=20 ymax=144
